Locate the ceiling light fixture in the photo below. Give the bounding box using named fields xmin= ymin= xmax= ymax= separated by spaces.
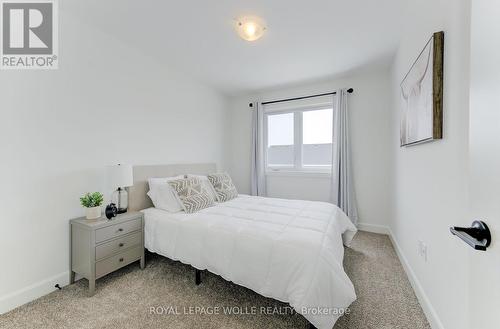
xmin=235 ymin=16 xmax=266 ymax=41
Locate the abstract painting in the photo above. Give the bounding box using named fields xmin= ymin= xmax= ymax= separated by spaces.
xmin=400 ymin=31 xmax=444 ymax=146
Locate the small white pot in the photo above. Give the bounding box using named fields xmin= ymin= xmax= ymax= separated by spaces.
xmin=86 ymin=206 xmax=101 ymax=220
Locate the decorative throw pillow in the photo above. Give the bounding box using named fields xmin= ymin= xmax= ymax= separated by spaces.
xmin=168 ymin=177 xmax=215 ymax=213
xmin=207 ymin=173 xmax=238 ymax=202
xmin=186 ymin=174 xmax=218 ymax=203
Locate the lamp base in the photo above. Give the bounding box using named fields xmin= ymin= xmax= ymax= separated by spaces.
xmin=112 ymin=187 xmax=129 ymax=214
xmin=116 ymin=208 xmax=127 ymax=214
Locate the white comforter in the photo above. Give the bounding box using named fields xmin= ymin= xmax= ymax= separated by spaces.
xmin=143 ymin=195 xmax=357 ymax=329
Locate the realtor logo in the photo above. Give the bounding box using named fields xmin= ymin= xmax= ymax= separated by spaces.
xmin=1 ymin=0 xmax=58 ymax=69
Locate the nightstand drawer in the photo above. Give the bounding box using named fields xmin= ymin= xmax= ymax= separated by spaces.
xmin=96 ymin=232 xmax=141 ymax=260
xmin=95 ymin=246 xmax=142 ymax=279
xmin=95 ymin=219 xmax=141 ymax=243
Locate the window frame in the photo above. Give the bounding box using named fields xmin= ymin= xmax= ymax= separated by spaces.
xmin=264 ymin=102 xmax=335 ymax=175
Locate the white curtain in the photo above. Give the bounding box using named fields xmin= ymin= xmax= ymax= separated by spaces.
xmin=331 ymin=89 xmax=358 ymax=225
xmin=251 ymin=102 xmax=267 ymax=196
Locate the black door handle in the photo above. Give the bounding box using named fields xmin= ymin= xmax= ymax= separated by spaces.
xmin=450 ymin=221 xmax=491 ymax=251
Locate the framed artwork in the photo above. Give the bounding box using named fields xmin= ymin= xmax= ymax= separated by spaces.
xmin=400 ymin=31 xmax=444 ymax=147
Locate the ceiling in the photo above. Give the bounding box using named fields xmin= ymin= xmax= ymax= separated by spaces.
xmin=66 ymin=0 xmax=406 ymax=95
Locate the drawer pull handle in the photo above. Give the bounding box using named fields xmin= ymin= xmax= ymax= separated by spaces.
xmin=119 ymin=243 xmax=124 ymax=247
xmin=119 ymin=258 xmax=124 ymax=262
xmin=117 ymin=228 xmax=124 ymax=232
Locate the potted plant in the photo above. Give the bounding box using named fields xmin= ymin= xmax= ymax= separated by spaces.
xmin=80 ymin=192 xmax=104 ymax=219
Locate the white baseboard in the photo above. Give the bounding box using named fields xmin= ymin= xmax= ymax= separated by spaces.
xmin=357 ymin=222 xmax=390 ymax=235
xmin=387 ymin=229 xmax=444 ymax=329
xmin=0 ymin=271 xmax=69 ymax=315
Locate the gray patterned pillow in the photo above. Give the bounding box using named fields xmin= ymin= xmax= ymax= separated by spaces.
xmin=207 ymin=173 xmax=238 ymax=202
xmin=168 ymin=177 xmax=214 ymax=213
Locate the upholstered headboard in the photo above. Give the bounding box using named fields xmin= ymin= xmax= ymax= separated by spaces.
xmin=128 ymin=163 xmax=217 ymax=211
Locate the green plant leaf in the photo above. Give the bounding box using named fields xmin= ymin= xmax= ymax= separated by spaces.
xmin=80 ymin=192 xmax=104 ymax=208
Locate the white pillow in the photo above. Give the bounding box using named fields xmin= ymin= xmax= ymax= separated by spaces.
xmin=147 ymin=176 xmax=184 ymax=212
xmin=148 ymin=176 xmax=184 ymax=186
xmin=187 ymin=174 xmax=218 ymax=202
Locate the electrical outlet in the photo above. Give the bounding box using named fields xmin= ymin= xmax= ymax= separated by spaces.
xmin=417 ymin=240 xmax=427 ymax=262
xmin=421 ymin=243 xmax=427 ymax=262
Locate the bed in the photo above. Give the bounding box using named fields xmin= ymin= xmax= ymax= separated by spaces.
xmin=129 ymin=164 xmax=357 ymax=329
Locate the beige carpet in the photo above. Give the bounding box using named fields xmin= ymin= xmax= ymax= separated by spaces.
xmin=0 ymin=232 xmax=430 ymax=329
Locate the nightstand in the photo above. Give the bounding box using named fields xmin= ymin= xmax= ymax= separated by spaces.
xmin=70 ymin=211 xmax=145 ymax=296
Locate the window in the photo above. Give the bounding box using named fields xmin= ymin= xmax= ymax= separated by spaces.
xmin=302 ymin=108 xmax=333 ymax=167
xmin=267 ymin=112 xmax=294 ymax=167
xmin=264 ymin=100 xmax=334 ymax=173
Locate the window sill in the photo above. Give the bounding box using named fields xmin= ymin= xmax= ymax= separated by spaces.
xmin=265 ymin=170 xmax=331 ymax=178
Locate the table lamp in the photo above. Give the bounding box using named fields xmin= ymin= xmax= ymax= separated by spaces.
xmin=107 ymin=164 xmax=133 ymax=214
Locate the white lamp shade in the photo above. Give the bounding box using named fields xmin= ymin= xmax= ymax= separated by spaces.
xmin=107 ymin=164 xmax=133 ymax=189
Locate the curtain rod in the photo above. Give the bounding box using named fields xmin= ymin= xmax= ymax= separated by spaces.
xmin=249 ymin=88 xmax=353 ymax=107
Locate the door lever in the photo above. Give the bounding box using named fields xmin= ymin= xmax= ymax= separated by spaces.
xmin=450 ymin=220 xmax=491 ymax=251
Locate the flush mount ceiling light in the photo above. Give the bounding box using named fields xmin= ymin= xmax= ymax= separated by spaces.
xmin=235 ymin=16 xmax=266 ymax=41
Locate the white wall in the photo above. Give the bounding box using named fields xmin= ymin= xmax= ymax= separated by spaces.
xmin=226 ymin=66 xmax=393 ymax=229
xmin=389 ymin=1 xmax=471 ymax=328
xmin=0 ymin=9 xmax=227 ymax=313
